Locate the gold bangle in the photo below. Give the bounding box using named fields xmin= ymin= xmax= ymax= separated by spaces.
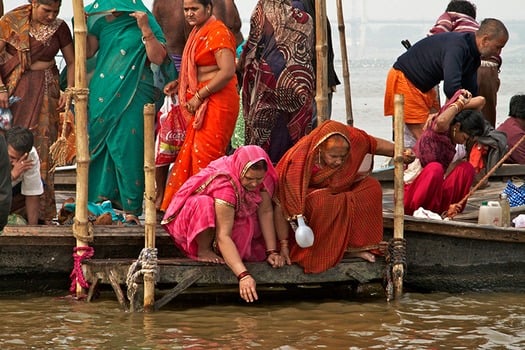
xmin=194 ymin=90 xmax=204 ymax=101
xmin=205 ymin=85 xmax=213 ymax=96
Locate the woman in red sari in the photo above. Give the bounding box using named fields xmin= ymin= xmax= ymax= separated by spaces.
xmin=0 ymin=0 xmax=74 ymax=224
xmin=162 ymin=145 xmax=285 ymax=302
xmin=160 ymin=0 xmax=239 ymax=211
xmin=404 ymin=90 xmax=486 ymax=216
xmin=274 ymin=120 xmax=408 ymax=273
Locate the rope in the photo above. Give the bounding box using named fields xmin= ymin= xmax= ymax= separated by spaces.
xmin=69 ymin=246 xmax=95 ymax=294
xmin=72 ymin=220 xmax=94 ymax=243
xmin=384 ymin=238 xmax=407 ymax=301
xmin=125 ymin=248 xmax=158 ymax=304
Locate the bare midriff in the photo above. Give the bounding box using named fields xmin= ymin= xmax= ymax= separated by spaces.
xmin=197 ymin=65 xmax=219 ymax=82
xmin=30 ymin=60 xmax=55 ymax=71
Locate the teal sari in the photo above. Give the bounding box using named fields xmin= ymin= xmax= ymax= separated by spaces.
xmin=86 ymin=0 xmax=170 ymax=215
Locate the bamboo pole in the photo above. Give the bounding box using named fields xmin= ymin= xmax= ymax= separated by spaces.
xmin=392 ymin=94 xmax=405 ymax=299
xmin=314 ymin=0 xmax=329 ymax=126
xmin=72 ymin=0 xmax=91 ymax=298
xmin=336 ymin=0 xmax=353 ymax=125
xmin=143 ymin=103 xmax=157 ymax=312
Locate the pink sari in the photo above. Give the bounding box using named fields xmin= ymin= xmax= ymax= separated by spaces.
xmin=162 ymin=145 xmax=277 ymax=261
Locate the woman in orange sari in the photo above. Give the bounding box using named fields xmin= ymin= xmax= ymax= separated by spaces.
xmin=274 ymin=120 xmax=413 ymax=273
xmin=0 ymin=0 xmax=74 ymax=224
xmin=160 ymin=0 xmax=239 ymax=211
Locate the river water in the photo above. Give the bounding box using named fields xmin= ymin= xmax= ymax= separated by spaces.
xmin=1 ymin=290 xmax=524 ymax=349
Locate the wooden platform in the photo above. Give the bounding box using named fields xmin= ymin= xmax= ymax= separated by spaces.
xmin=82 ymin=257 xmax=386 ymax=310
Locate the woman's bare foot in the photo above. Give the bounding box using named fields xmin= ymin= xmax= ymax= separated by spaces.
xmin=197 ymin=250 xmax=225 ymax=264
xmin=347 ymin=251 xmax=376 ymax=262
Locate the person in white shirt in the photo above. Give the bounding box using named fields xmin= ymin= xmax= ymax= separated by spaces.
xmin=6 ymin=126 xmax=44 ymax=225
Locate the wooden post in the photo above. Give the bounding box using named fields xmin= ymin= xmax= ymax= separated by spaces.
xmin=392 ymin=94 xmax=405 ymax=299
xmin=314 ymin=0 xmax=329 ymax=126
xmin=336 ymin=0 xmax=353 ymax=125
xmin=143 ymin=103 xmax=156 ymax=312
xmin=72 ymin=0 xmax=91 ymax=297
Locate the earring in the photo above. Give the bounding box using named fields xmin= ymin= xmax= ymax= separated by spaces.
xmin=453 ymin=128 xmax=456 ymax=137
xmin=318 ymin=150 xmax=322 ymax=164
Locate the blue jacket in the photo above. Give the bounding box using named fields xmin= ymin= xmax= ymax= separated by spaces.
xmin=393 ymin=32 xmax=480 ymax=98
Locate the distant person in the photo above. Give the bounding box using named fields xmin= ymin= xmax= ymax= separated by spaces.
xmin=497 ymin=94 xmax=525 ymax=164
xmin=240 ymin=0 xmax=315 ymax=164
xmin=0 ymin=132 xmax=12 ymax=232
xmin=6 ymin=126 xmax=43 ymax=225
xmin=384 ymin=18 xmax=508 ymax=146
xmin=429 ymin=0 xmax=503 ymax=127
xmin=292 ymin=0 xmax=341 ymax=125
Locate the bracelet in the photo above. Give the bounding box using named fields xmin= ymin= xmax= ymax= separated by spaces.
xmin=0 ymin=85 xmax=7 ymax=93
xmin=141 ymin=34 xmax=154 ymax=44
xmin=265 ymin=249 xmax=279 ymax=257
xmin=237 ymin=270 xmax=251 ymax=281
xmin=280 ymin=239 xmax=289 ymax=247
xmin=194 ymin=90 xmax=204 ymax=101
xmin=205 ymin=85 xmax=213 ymax=96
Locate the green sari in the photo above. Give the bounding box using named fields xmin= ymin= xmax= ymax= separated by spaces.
xmin=86 ymin=0 xmax=169 ymax=215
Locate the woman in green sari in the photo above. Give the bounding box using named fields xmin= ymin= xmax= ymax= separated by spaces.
xmin=86 ymin=0 xmax=169 ymax=224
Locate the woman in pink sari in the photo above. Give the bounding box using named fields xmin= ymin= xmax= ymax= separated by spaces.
xmin=162 ymin=145 xmax=285 ymax=302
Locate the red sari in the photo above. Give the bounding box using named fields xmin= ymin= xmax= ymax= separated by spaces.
xmin=160 ymin=17 xmax=239 ymax=211
xmin=276 ymin=121 xmax=383 ymax=273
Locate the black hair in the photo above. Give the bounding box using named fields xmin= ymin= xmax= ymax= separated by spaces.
xmin=477 ymin=18 xmax=509 ymax=40
xmin=509 ymin=94 xmax=525 ymax=119
xmin=453 ymin=109 xmax=485 ymax=137
xmin=446 ymin=0 xmax=477 ymax=19
xmin=250 ymin=159 xmax=268 ymax=172
xmin=5 ymin=126 xmax=34 ymax=155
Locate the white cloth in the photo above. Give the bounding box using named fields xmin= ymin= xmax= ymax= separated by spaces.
xmin=12 ymin=147 xmax=44 ymax=196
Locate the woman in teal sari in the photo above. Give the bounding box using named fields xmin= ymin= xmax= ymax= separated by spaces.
xmin=86 ymin=0 xmax=169 ymax=224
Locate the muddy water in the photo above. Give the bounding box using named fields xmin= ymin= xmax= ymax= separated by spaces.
xmin=1 ymin=291 xmax=523 ymax=349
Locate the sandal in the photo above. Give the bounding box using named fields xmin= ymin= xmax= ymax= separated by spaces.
xmin=124 ymin=214 xmax=141 ymax=226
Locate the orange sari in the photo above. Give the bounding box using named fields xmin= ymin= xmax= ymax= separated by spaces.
xmin=161 ymin=17 xmax=239 ymax=211
xmin=276 ymin=121 xmax=383 ymax=273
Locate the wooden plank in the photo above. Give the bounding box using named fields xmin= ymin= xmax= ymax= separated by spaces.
xmin=154 ymin=269 xmax=203 ymax=310
xmin=83 ymin=258 xmax=385 ymax=286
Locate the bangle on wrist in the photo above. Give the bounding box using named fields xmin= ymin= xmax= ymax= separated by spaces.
xmin=194 ymin=90 xmax=204 ymax=101
xmin=265 ymin=249 xmax=279 ymax=257
xmin=237 ymin=270 xmax=251 ymax=281
xmin=205 ymin=84 xmax=213 ymax=96
xmin=141 ymin=34 xmax=154 ymax=44
xmin=280 ymin=239 xmax=289 ymax=247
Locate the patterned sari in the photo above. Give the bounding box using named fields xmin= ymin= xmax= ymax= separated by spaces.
xmin=0 ymin=4 xmax=73 ymax=222
xmin=276 ymin=121 xmax=383 ymax=273
xmin=241 ymin=0 xmax=314 ymax=163
xmin=86 ymin=0 xmax=168 ymax=215
xmin=162 ymin=145 xmax=277 ymax=262
xmin=160 ymin=17 xmax=239 ymax=211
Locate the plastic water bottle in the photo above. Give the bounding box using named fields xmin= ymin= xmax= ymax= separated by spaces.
xmin=478 ymin=201 xmax=502 ymax=226
xmin=499 ymin=193 xmax=511 ymax=227
xmin=295 ymin=215 xmax=314 ymax=248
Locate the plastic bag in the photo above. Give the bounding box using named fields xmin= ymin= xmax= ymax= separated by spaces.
xmin=502 ymin=179 xmax=525 ymax=207
xmin=0 ymin=96 xmax=22 ymax=131
xmin=155 ymin=95 xmax=187 ymax=166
